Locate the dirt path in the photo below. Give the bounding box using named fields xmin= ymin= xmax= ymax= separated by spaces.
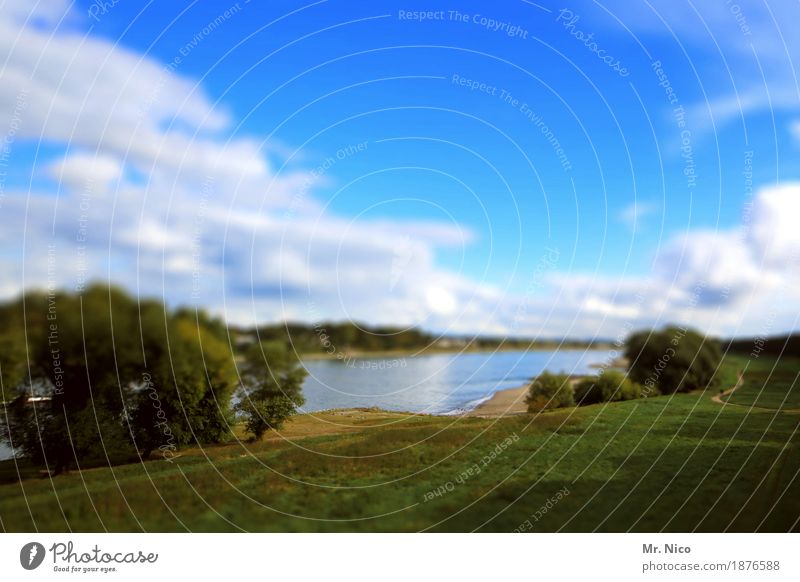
xmin=711 ymin=372 xmax=800 ymax=413
xmin=711 ymin=371 xmax=744 ymax=405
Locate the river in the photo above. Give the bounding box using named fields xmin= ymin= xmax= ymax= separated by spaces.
xmin=300 ymin=348 xmax=613 ymax=414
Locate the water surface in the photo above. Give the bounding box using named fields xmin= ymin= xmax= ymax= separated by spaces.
xmin=300 ymin=349 xmax=613 ymax=414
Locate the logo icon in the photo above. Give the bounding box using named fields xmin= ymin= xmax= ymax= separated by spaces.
xmin=20 ymin=542 xmax=46 ymax=570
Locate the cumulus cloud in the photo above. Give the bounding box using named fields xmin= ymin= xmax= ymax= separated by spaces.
xmin=549 ymin=184 xmax=800 ymax=338
xmin=1 ymin=1 xmax=799 ymax=342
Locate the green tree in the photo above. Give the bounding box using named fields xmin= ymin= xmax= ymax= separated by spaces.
xmin=235 ymin=341 xmax=307 ymax=440
xmin=1 ymin=285 xmax=239 ymax=472
xmin=525 ymin=371 xmax=574 ymax=413
xmin=130 ymin=307 xmax=238 ymax=457
xmin=625 ymin=327 xmax=722 ymax=395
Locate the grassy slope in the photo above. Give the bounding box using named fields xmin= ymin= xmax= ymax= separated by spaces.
xmin=0 ymin=355 xmax=797 ymax=532
xmin=723 ymin=356 xmax=800 ymax=410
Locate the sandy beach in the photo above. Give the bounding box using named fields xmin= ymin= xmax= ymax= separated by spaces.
xmin=466 ymin=385 xmax=529 ymax=417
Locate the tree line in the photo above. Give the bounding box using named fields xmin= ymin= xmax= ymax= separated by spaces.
xmin=250 ymin=322 xmax=609 ymax=355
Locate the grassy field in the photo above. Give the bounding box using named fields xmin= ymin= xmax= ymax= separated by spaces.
xmin=0 ymin=355 xmax=797 ymax=532
xmin=723 ymin=355 xmax=800 ymax=410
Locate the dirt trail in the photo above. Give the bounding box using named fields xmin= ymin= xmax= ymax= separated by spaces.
xmin=711 ymin=372 xmax=744 ymax=405
xmin=711 ymin=372 xmax=800 ymax=413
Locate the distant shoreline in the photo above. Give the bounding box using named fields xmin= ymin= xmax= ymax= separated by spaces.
xmin=300 ymin=344 xmax=614 ymax=362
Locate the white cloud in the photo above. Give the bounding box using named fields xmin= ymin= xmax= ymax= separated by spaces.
xmin=1 ymin=1 xmax=799 ymax=342
xmin=747 ymin=183 xmax=800 ymax=266
xmin=549 ymin=184 xmax=800 ymax=337
xmin=0 ymin=2 xmax=273 ymax=189
xmin=47 ymin=152 xmax=123 ymax=193
xmin=619 ymin=200 xmax=660 ymax=229
xmin=1 ymin=0 xmax=72 ymax=26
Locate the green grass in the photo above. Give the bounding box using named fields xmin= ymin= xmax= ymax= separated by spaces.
xmin=0 ymin=355 xmax=797 ymax=532
xmin=724 ymin=355 xmax=800 ymax=410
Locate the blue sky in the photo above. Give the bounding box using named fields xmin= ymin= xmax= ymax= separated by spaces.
xmin=1 ymin=0 xmax=799 ymax=338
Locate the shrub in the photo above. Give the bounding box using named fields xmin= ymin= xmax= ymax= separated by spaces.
xmin=573 ymin=377 xmax=605 ymax=405
xmin=574 ymin=370 xmax=642 ymax=406
xmin=525 ymin=372 xmax=574 ymax=413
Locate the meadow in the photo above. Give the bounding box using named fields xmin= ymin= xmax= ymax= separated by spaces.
xmin=0 ymin=354 xmax=797 ymax=532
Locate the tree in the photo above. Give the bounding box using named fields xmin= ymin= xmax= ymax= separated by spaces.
xmin=1 ymin=285 xmax=143 ymax=472
xmin=235 ymin=341 xmax=307 ymax=440
xmin=573 ymin=369 xmax=642 ymax=406
xmin=130 ymin=306 xmax=238 ymax=457
xmin=625 ymin=327 xmax=722 ymax=395
xmin=1 ymin=285 xmax=239 ymax=472
xmin=525 ymin=371 xmax=574 ymax=413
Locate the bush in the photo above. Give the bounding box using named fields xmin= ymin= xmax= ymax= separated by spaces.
xmin=573 ymin=377 xmax=604 ymax=405
xmin=618 ymin=377 xmax=643 ymax=401
xmin=625 ymin=327 xmax=722 ymax=394
xmin=525 ymin=372 xmax=574 ymax=413
xmin=573 ymin=370 xmax=642 ymax=406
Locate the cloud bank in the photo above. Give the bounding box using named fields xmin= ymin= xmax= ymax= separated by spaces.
xmin=1 ymin=1 xmax=798 ymax=341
